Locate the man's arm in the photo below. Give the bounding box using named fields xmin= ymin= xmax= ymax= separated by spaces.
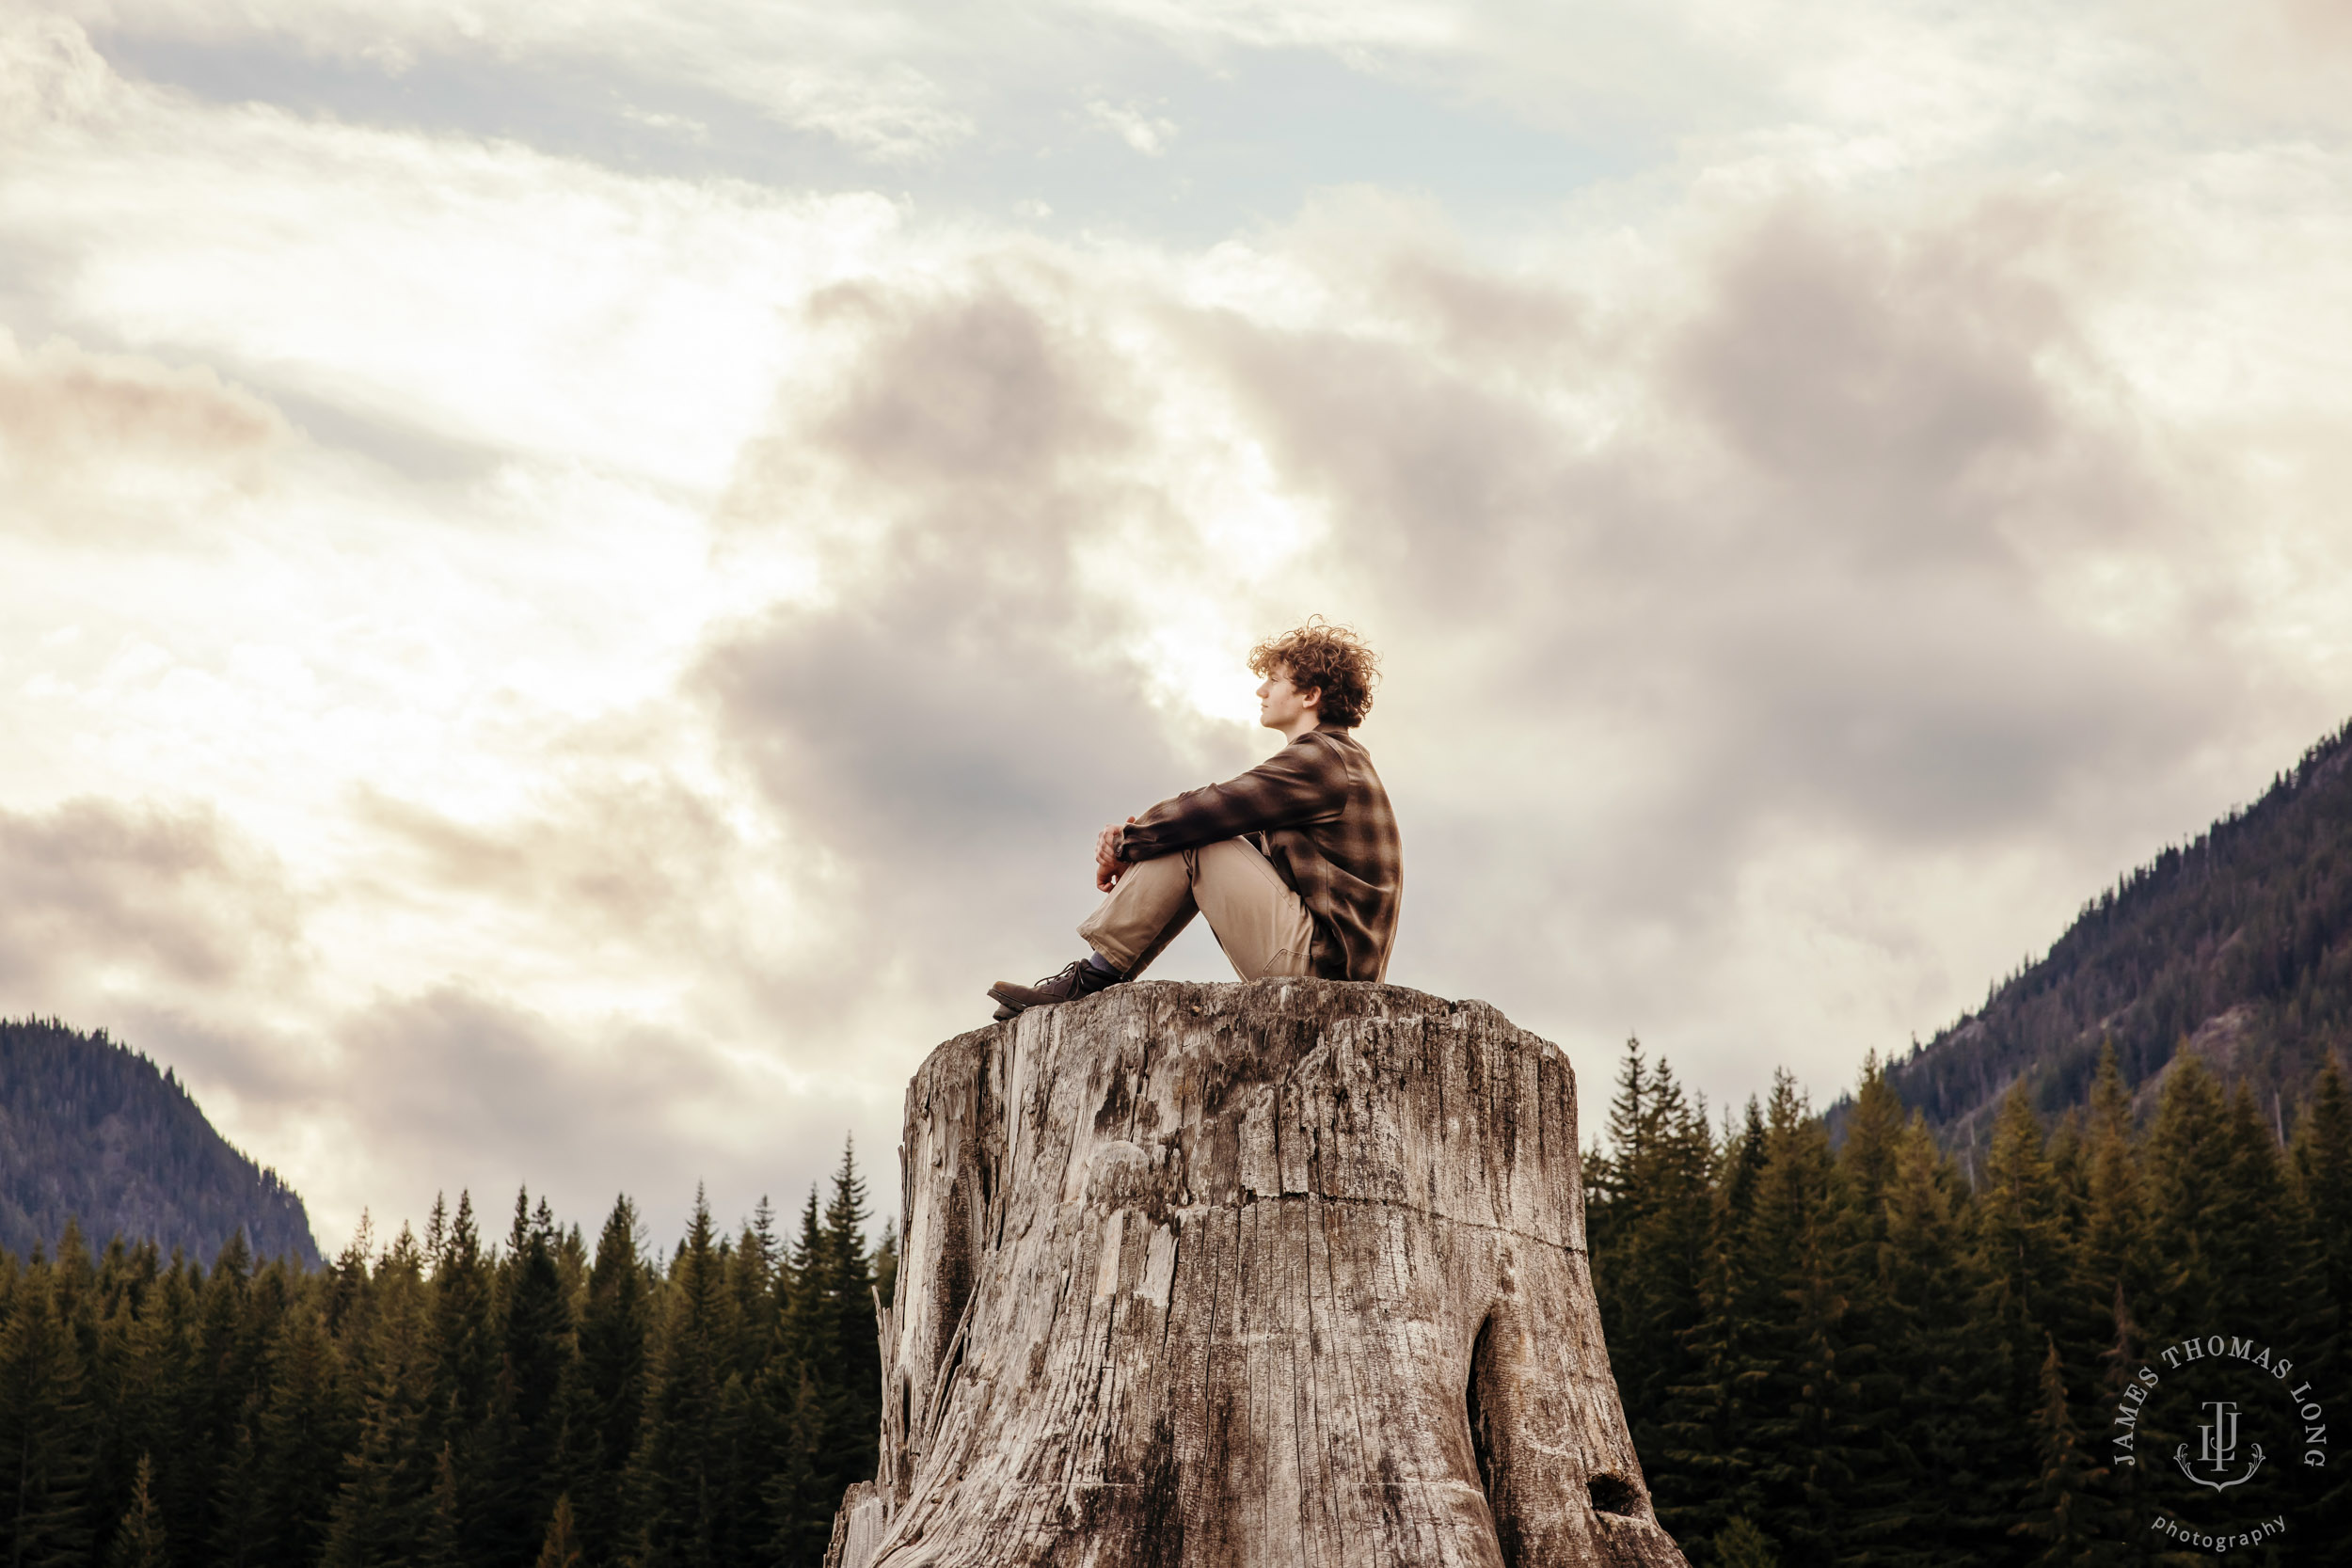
xmin=1094 ymin=816 xmax=1136 ymax=891
xmin=1116 ymin=736 xmax=1349 ymax=863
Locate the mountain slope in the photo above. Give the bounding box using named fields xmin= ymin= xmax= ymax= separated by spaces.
xmin=1884 ymin=718 xmax=2352 ymax=1155
xmin=0 ymin=1017 xmax=319 ymax=1264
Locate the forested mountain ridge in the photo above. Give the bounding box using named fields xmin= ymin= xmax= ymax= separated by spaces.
xmin=1882 ymin=716 xmax=2352 ymax=1157
xmin=0 ymin=1016 xmax=318 ymax=1264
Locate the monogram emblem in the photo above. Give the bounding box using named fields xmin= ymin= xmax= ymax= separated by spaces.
xmin=2173 ymin=1399 xmax=2265 ymax=1493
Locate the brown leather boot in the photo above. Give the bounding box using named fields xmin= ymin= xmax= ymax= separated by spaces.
xmin=987 ymin=957 xmax=1122 ymax=1020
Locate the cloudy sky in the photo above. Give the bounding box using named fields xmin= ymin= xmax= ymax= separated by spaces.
xmin=4 ymin=0 xmax=2349 ymax=1253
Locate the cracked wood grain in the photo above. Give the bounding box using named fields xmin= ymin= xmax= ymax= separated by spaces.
xmin=827 ymin=979 xmax=1689 ymax=1568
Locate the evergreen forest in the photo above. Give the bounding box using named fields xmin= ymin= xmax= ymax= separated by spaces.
xmin=10 ymin=1040 xmax=2352 ymax=1566
xmin=0 ymin=1146 xmax=890 ymax=1568
xmin=1589 ymin=1040 xmax=2352 ymax=1567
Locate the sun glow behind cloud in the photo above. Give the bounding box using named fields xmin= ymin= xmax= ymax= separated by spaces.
xmin=3 ymin=1 xmax=2350 ymax=1249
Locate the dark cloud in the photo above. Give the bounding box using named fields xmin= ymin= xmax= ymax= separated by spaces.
xmin=350 ymin=769 xmax=742 ymax=961
xmin=1669 ymin=200 xmax=2066 ymax=561
xmin=1181 ymin=309 xmax=1564 ymax=615
xmin=807 ymin=278 xmax=1130 ymax=491
xmin=1119 ymin=189 xmax=2265 ymax=1078
xmin=1375 ymin=252 xmax=1593 ymax=372
xmin=1626 ymin=196 xmax=2220 ymax=841
xmin=0 ymin=797 xmax=300 ymax=999
xmin=653 ymin=191 xmax=2291 ymax=1109
xmin=702 ymin=277 xmax=1258 ymax=1027
xmin=1195 ymin=194 xmax=2218 ymax=832
xmin=107 ymin=980 xmax=871 ymax=1250
xmin=326 ymin=986 xmax=839 ymax=1243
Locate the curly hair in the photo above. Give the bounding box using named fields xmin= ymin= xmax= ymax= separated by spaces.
xmin=1248 ymin=618 xmax=1381 ymax=729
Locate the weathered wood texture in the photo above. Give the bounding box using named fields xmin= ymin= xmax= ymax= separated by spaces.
xmin=828 ymin=980 xmax=1687 ymax=1568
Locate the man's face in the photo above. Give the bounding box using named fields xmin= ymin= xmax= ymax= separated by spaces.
xmin=1256 ymin=665 xmax=1321 ymax=732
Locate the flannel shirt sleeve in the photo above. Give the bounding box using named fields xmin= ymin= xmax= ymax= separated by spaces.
xmin=1116 ymin=737 xmax=1347 ymax=861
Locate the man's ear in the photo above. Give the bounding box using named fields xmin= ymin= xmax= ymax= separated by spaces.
xmin=1298 ymin=685 xmax=1323 ymax=713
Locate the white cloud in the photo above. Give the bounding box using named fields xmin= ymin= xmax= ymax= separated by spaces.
xmin=0 ymin=10 xmax=112 ymax=133
xmin=620 ymin=106 xmax=712 ymax=143
xmin=51 ymin=0 xmax=975 ymax=160
xmin=1085 ymin=97 xmax=1178 ymax=156
xmin=0 ymin=325 xmax=289 ymax=540
xmin=2 ymin=83 xmax=899 ymax=495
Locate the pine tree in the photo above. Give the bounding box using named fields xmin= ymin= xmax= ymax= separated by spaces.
xmin=2210 ymin=1080 xmax=2297 ymax=1336
xmin=208 ymin=1425 xmax=265 ymax=1568
xmin=2292 ymin=1053 xmax=2352 ymax=1556
xmin=724 ymin=1207 xmax=799 ymax=1567
xmin=110 ymin=1259 xmax=199 ymax=1561
xmin=427 ymin=1195 xmax=495 ymax=1471
xmin=559 ymin=1197 xmax=651 ymax=1568
xmin=770 ymin=1146 xmax=883 ymax=1556
xmin=188 ymin=1229 xmax=273 ymax=1566
xmin=1658 ymin=1097 xmax=1771 ymax=1547
xmin=632 ymin=1189 xmax=742 ymax=1568
xmin=323 ymin=1229 xmax=440 ymax=1568
xmin=1979 ymin=1086 xmax=2071 ymax=1364
xmin=83 ymin=1257 xmax=148 ymax=1564
xmin=2091 ymin=1286 xmax=2158 ymax=1568
xmin=107 ymin=1453 xmax=167 ymax=1568
xmin=1819 ymin=1058 xmax=1915 ymax=1564
xmin=732 ymin=1202 xmax=780 ymax=1383
xmin=421 ymin=1443 xmax=464 ymax=1568
xmin=2297 ymin=1054 xmax=2352 ymax=1323
xmin=1974 ymin=1084 xmax=2074 ymax=1536
xmin=2074 ymin=1049 xmax=2157 ymax=1565
xmin=2144 ymin=1051 xmax=2231 ymax=1336
xmin=240 ymin=1296 xmax=350 ymax=1568
xmin=1712 ymin=1515 xmax=1780 ymax=1568
xmin=2201 ymin=1081 xmax=2308 ymax=1538
xmin=535 ymin=1494 xmax=583 ymax=1568
xmin=819 ymin=1140 xmax=882 ymax=1494
xmin=1869 ymin=1117 xmax=2008 ymax=1566
xmin=326 ymin=1214 xmax=375 ymax=1339
xmin=1836 ymin=1054 xmax=1906 ymax=1224
xmin=2076 ymin=1047 xmax=2151 ymax=1318
xmin=1592 ymin=1037 xmax=1653 ymax=1217
xmin=477 ymin=1196 xmax=572 ymax=1566
xmin=779 ymin=1191 xmax=826 ymax=1373
xmin=1590 ymin=1042 xmax=1715 ymax=1526
xmin=0 ymin=1265 xmax=97 ymax=1567
xmin=762 ymin=1362 xmax=831 ymax=1567
xmin=2009 ymin=1336 xmax=2110 ymax=1567
xmin=1728 ymin=1072 xmax=1867 ymax=1561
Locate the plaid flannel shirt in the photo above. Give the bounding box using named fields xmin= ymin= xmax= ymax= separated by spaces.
xmin=1116 ymin=727 xmax=1401 ymax=981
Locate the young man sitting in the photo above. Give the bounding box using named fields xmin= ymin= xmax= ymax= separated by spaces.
xmin=988 ymin=620 xmax=1402 ymax=1019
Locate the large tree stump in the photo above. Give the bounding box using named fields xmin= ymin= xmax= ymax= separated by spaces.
xmin=828 ymin=980 xmax=1688 ymax=1568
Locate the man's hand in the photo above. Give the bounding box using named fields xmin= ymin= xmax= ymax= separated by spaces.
xmin=1095 ymin=816 xmax=1137 ymax=892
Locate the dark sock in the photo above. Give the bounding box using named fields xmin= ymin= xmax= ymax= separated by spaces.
xmin=1086 ymin=951 xmax=1121 ymax=976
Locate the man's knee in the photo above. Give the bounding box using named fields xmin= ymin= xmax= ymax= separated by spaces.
xmin=1192 ymin=836 xmax=1274 ymax=883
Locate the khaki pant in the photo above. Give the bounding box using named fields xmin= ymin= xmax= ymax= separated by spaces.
xmin=1078 ymin=839 xmax=1316 ymax=982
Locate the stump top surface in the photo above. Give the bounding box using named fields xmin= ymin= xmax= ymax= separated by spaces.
xmin=930 ymin=977 xmax=1556 ymax=1073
